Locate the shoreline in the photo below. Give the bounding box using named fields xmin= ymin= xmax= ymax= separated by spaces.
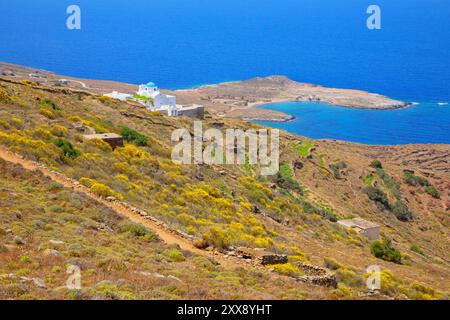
xmin=0 ymin=62 xmax=411 ymax=122
xmin=243 ymin=99 xmax=413 ymax=123
xmin=0 ymin=62 xmax=448 ymax=147
xmin=173 ymin=76 xmax=411 ymax=122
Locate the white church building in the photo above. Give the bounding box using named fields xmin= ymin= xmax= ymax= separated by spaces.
xmin=104 ymin=82 xmax=203 ymax=118
xmin=105 ymin=82 xmax=178 ymax=116
xmin=137 ymin=82 xmax=176 ymax=108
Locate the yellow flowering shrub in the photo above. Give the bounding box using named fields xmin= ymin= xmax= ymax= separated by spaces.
xmin=80 ymin=177 xmax=96 ymax=187
xmin=115 ymin=144 xmax=148 ymax=160
xmin=269 ymin=263 xmax=302 ymax=277
xmin=50 ymin=125 xmax=68 ymax=137
xmin=0 ymin=132 xmax=60 ymax=164
xmin=0 ymin=88 xmax=13 ymax=104
xmin=90 ymin=182 xmax=123 ymax=200
xmin=11 ymin=118 xmax=24 ymax=129
xmin=0 ymin=119 xmax=10 ymax=129
xmin=39 ymin=108 xmax=55 ymax=119
xmin=114 ymin=174 xmax=131 ymax=190
xmin=114 ymin=161 xmax=139 ymax=177
xmin=85 ymin=138 xmax=113 ymax=152
xmin=240 ymin=201 xmax=253 ymax=211
xmin=31 ymin=126 xmax=53 ymax=140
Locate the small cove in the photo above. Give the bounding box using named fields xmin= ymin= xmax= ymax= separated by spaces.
xmin=254 ymin=101 xmax=450 ymax=145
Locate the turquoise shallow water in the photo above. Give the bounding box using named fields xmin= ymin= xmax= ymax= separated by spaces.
xmin=255 ymin=102 xmax=450 ymax=145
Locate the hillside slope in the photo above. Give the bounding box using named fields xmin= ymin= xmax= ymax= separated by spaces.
xmin=0 ymin=78 xmax=448 ymax=300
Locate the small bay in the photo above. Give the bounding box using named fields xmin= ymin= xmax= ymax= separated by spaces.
xmin=255 ymin=102 xmax=450 ymax=145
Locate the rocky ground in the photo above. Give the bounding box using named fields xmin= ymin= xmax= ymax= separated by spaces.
xmin=174 ymin=76 xmax=408 ymax=121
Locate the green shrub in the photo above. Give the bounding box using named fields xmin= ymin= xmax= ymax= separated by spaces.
xmin=410 ymin=244 xmax=424 ymax=255
xmin=298 ymin=198 xmax=338 ymax=222
xmin=363 ymin=186 xmax=390 ymax=209
xmin=276 ymin=164 xmax=304 ymax=194
xmin=20 ymin=256 xmax=32 ymax=263
xmin=120 ymin=222 xmax=158 ymax=241
xmin=391 ymin=200 xmax=413 ymax=221
xmin=39 ymin=98 xmax=60 ymax=111
xmin=52 ymin=138 xmax=80 ymax=159
xmin=163 ymin=248 xmax=185 ymax=262
xmin=293 ymin=141 xmax=314 ymax=157
xmin=279 ymin=163 xmax=293 ymax=180
xmin=88 ymin=281 xmax=136 ymax=300
xmin=369 ymin=159 xmax=383 ymax=169
xmin=404 ymin=172 xmax=430 ymax=187
xmin=371 ymin=239 xmax=402 ymax=264
xmin=119 ymin=126 xmax=148 ymax=146
xmin=425 ymin=186 xmax=440 ymax=199
xmin=376 ymin=169 xmax=401 ymax=200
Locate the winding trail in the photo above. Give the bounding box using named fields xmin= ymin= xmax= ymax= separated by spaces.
xmin=0 ymin=147 xmax=241 ymax=269
xmin=0 ymin=147 xmax=342 ymax=291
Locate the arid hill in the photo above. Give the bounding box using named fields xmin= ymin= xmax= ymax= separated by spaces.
xmin=0 ymin=74 xmax=448 ymax=300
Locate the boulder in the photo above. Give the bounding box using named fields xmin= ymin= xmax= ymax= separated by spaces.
xmin=31 ymin=277 xmax=47 ymax=289
xmin=49 ymin=240 xmax=65 ymax=247
xmin=13 ymin=236 xmax=26 ymax=245
xmin=43 ymin=249 xmax=60 ymax=258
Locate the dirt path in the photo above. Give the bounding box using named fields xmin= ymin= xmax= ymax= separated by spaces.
xmin=0 ymin=147 xmax=242 ymax=269
xmin=0 ymin=147 xmax=351 ymax=292
xmin=59 ymin=79 xmax=88 ymax=89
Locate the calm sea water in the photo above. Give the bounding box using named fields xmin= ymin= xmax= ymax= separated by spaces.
xmin=256 ymin=102 xmax=450 ymax=145
xmin=0 ymin=0 xmax=449 ymax=144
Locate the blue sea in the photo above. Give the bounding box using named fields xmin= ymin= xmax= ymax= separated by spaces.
xmin=0 ymin=0 xmax=449 ymax=144
xmin=256 ymin=102 xmax=450 ymax=145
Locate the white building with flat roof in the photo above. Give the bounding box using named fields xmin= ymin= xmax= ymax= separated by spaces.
xmin=105 ymin=91 xmax=132 ymax=101
xmin=337 ymin=218 xmax=381 ymax=241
